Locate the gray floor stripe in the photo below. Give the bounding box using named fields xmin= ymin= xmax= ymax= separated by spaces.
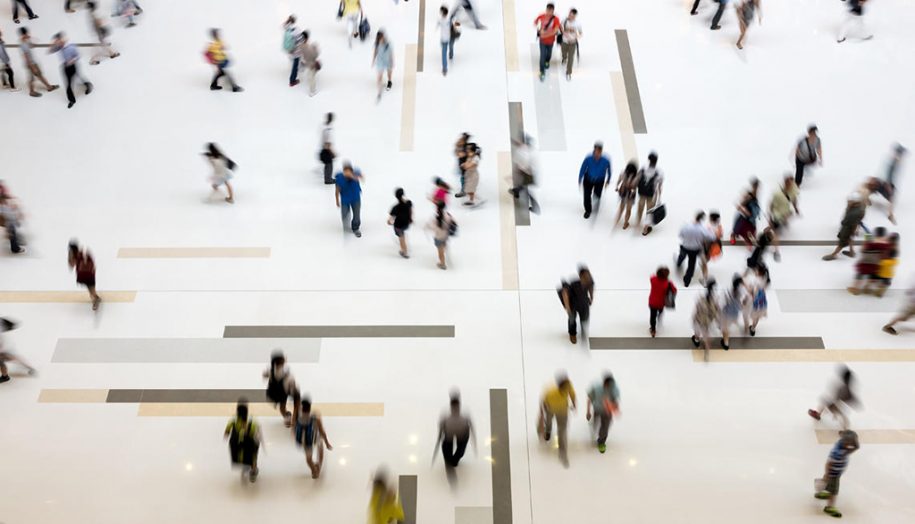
xmin=455 ymin=507 xmax=494 ymax=524
xmin=223 ymin=325 xmax=454 ymax=338
xmin=416 ymin=0 xmax=426 ymax=72
xmin=508 ymin=102 xmax=531 ymax=227
xmin=614 ymin=30 xmax=646 ymax=134
xmin=398 ymin=475 xmax=418 ymax=524
xmin=52 ymin=338 xmax=320 ymax=363
xmin=529 ymin=45 xmax=566 ymax=151
xmin=107 ymin=389 xmax=266 ymax=403
xmin=590 ymin=337 xmax=826 ymax=350
xmin=778 ymin=290 xmax=903 ymax=313
xmin=489 ymin=389 xmax=512 ymax=524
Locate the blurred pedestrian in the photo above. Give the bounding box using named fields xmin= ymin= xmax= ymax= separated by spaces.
xmin=460 ymin=142 xmax=482 ymax=206
xmin=18 ymin=28 xmax=58 ymax=97
xmin=297 ymin=30 xmax=320 ymax=96
xmin=340 ymin=0 xmax=362 ymax=49
xmin=648 ymin=266 xmax=676 ymax=338
xmin=452 ymin=0 xmax=485 ymax=29
xmin=434 ymin=392 xmax=476 ymax=470
xmin=710 ymin=0 xmax=729 ymax=30
xmin=437 ymin=6 xmax=455 ymax=76
xmin=431 ymin=177 xmax=451 ymax=208
xmin=808 ymin=365 xmax=858 ymax=430
xmin=677 ymin=211 xmax=715 ymax=287
xmin=794 ymin=125 xmax=822 ymax=187
xmin=614 ymin=161 xmax=639 ymax=229
xmin=635 ymin=151 xmax=663 ymax=235
xmin=814 ymin=430 xmax=859 ymax=518
xmin=837 ymin=0 xmax=872 ymax=43
xmin=203 ymin=142 xmax=236 ymax=203
xmin=263 ymin=350 xmax=300 ymax=427
xmin=113 ymin=0 xmax=142 ymax=27
xmin=335 ymin=162 xmax=364 ymax=237
xmin=767 ymin=175 xmax=800 ymax=262
xmin=67 ymin=240 xmax=101 ymax=310
xmin=847 ymin=227 xmax=889 ymax=296
xmin=368 ymin=469 xmax=405 ymax=524
xmin=510 ymin=135 xmax=540 ymax=214
xmin=534 ymin=3 xmax=561 ymax=82
xmin=558 ymin=265 xmax=594 ymax=344
xmin=746 ymin=263 xmax=770 ymax=336
xmin=0 ymin=318 xmax=37 ymax=384
xmin=745 ymin=227 xmax=775 ymax=275
xmin=372 ymin=30 xmax=394 ymax=101
xmin=205 ymin=29 xmax=243 ymax=92
xmin=883 ymin=144 xmax=907 ymax=218
xmin=11 ymin=0 xmax=38 ymax=24
xmin=0 ymin=30 xmax=19 ymax=92
xmin=0 ymin=189 xmax=25 ymax=254
xmin=578 ymin=141 xmax=611 ymax=219
xmin=730 ymin=177 xmax=761 ymax=247
xmin=735 ymin=0 xmax=762 ymax=50
xmin=283 ymin=16 xmax=300 ymax=86
xmin=454 ymin=133 xmax=470 ymax=197
xmin=691 ymin=279 xmax=720 ymax=360
xmin=49 ymin=32 xmax=92 ymax=108
xmin=822 ymin=193 xmax=866 ymax=261
xmin=719 ymin=274 xmax=749 ymax=350
xmin=586 ymin=372 xmax=619 ymax=454
xmin=699 ymin=211 xmax=723 ymax=283
xmin=426 ymin=201 xmax=456 ymax=270
xmin=224 ymin=399 xmax=262 ymax=482
xmin=87 ymin=2 xmax=119 ymax=65
xmin=388 ymin=188 xmax=413 ymax=258
xmin=295 ymin=397 xmax=333 ymax=479
xmin=560 ymin=8 xmax=581 ymax=81
xmin=319 ymin=113 xmax=335 ymax=184
xmin=538 ymin=373 xmax=576 ymax=466
xmin=883 ymin=280 xmax=915 ymax=335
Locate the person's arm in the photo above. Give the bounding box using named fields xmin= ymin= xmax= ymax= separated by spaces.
xmin=468 ymin=418 xmax=478 ymax=454
xmin=569 ymin=386 xmax=577 ymax=411
xmin=586 ymin=397 xmax=593 ymax=421
xmin=604 ymin=161 xmax=612 ymax=187
xmin=587 ymin=283 xmax=594 ymax=305
xmin=335 ymin=184 xmax=341 ymax=207
xmin=224 ymin=421 xmax=232 ymax=439
xmin=817 ymin=142 xmax=823 ymax=165
xmin=560 ymin=287 xmax=571 ymax=313
xmin=578 ymin=158 xmax=588 ymax=185
xmin=317 ymin=417 xmax=332 ymax=449
xmin=387 ymin=210 xmax=395 ymax=225
xmin=432 ymin=419 xmax=445 ymax=464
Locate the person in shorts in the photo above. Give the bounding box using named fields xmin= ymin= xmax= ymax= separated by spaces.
xmin=68 ymin=240 xmax=101 ymax=310
xmin=883 ymin=281 xmax=915 ymax=335
xmin=822 ymin=193 xmax=866 ymax=261
xmin=815 ymin=430 xmax=859 ymax=518
xmin=295 ymin=397 xmax=332 ymax=478
xmin=263 ymin=351 xmax=300 ymax=427
xmin=388 ymin=188 xmax=413 ymax=258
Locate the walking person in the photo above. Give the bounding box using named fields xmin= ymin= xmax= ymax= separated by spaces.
xmin=578 ymin=141 xmax=611 ymax=219
xmin=814 ymin=430 xmax=860 ymax=519
xmin=808 ymin=365 xmax=859 ymax=430
xmin=454 ymin=133 xmax=469 ymax=196
xmin=430 ymin=177 xmax=451 ymax=208
xmin=837 ymin=0 xmax=873 ymax=43
xmin=560 ymin=8 xmax=581 ymax=81
xmin=67 ymin=240 xmax=101 ymax=311
xmin=425 ymin=201 xmax=456 ymax=270
xmin=635 ymin=152 xmax=663 ymax=235
xmin=538 ymin=373 xmax=576 ymax=466
xmin=719 ymin=274 xmax=749 ymax=350
xmin=533 ymin=3 xmax=561 ymax=82
xmin=710 ymin=0 xmax=729 ymax=30
xmin=822 ymin=193 xmax=866 ymax=261
xmin=297 ymin=30 xmax=320 ymax=96
xmin=295 ymin=397 xmax=333 ymax=479
xmin=699 ymin=211 xmax=723 ymax=284
xmin=283 ymin=16 xmax=300 ymax=86
xmin=878 ymin=143 xmax=906 ymax=224
xmin=794 ymin=125 xmax=823 ymax=187
xmin=263 ymin=350 xmax=301 ymax=427
xmin=745 ymin=263 xmax=770 ymax=336
xmin=460 ymin=142 xmax=482 ymax=206
xmin=437 ymin=6 xmax=456 ymax=75
xmin=0 ymin=318 xmax=37 ymax=384
xmin=203 ymin=143 xmax=236 ymax=203
xmin=388 ymin=188 xmax=413 ymax=258
xmin=11 ymin=0 xmax=38 ymax=24
xmin=113 ymin=0 xmax=142 ymax=27
xmin=86 ymin=2 xmax=119 ymax=65
xmin=558 ymin=265 xmax=594 ymax=344
xmin=677 ymin=211 xmax=716 ymax=287
xmin=510 ymin=135 xmax=540 ymax=214
xmin=319 ymin=113 xmax=335 ymax=185
xmin=0 ymin=30 xmax=20 ymax=93
xmin=0 ymin=189 xmax=25 ymax=254
xmin=648 ymin=266 xmax=676 ymax=338
xmin=224 ymin=399 xmax=262 ymax=483
xmin=372 ymin=30 xmax=394 ymax=101
xmin=614 ymin=161 xmax=639 ymax=229
xmin=767 ymin=175 xmax=800 ymax=262
xmin=335 ymin=162 xmax=364 ymax=238
xmin=433 ymin=392 xmax=477 ymax=472
xmin=586 ymin=373 xmax=620 ymax=454
xmin=735 ymin=0 xmax=762 ymax=50
xmin=18 ymin=28 xmax=59 ymax=97
xmin=883 ymin=280 xmax=915 ymax=335
xmin=691 ymin=279 xmax=720 ymax=361
xmin=730 ymin=177 xmax=761 ymax=247
xmin=49 ymin=32 xmax=92 ymax=108
xmin=205 ymin=29 xmax=243 ymax=92
xmin=340 ymin=0 xmax=362 ymax=49
xmin=368 ymin=469 xmax=405 ymax=524
xmin=451 ymin=0 xmax=485 ymax=29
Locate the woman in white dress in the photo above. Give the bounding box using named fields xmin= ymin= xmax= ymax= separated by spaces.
xmin=204 ymin=142 xmax=236 ymax=203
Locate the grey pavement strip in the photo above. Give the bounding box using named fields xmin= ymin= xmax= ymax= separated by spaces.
xmin=455 ymin=507 xmax=494 ymax=524
xmin=106 ymin=389 xmax=266 ymax=403
xmin=399 ymin=475 xmax=418 ymax=524
xmin=508 ymin=101 xmax=531 ymax=227
xmin=614 ymin=30 xmax=646 ymax=134
xmin=417 ymin=0 xmax=426 ymax=72
xmin=528 ymin=44 xmax=567 ymax=151
xmin=590 ymin=337 xmax=826 ymax=350
xmin=223 ymin=325 xmax=455 ymax=338
xmin=52 ymin=338 xmax=320 ymax=363
xmin=777 ymin=290 xmax=904 ymax=313
xmin=489 ymin=389 xmax=512 ymax=524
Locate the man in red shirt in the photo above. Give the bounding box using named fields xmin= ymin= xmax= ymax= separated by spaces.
xmin=534 ymin=3 xmax=561 ymax=81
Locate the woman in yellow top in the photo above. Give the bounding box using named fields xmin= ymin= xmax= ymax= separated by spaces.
xmin=341 ymin=0 xmax=363 ymax=48
xmin=368 ymin=470 xmax=404 ymax=524
xmin=206 ymin=28 xmax=242 ymax=92
xmin=538 ymin=373 xmax=576 ymax=466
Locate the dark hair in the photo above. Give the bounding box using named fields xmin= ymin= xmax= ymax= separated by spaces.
xmin=695 ymin=211 xmax=706 ymax=222
xmin=325 ymin=112 xmax=334 ymax=125
xmin=603 ymin=373 xmax=614 ymax=387
xmin=556 ymin=373 xmax=569 ymax=388
xmin=570 ymin=8 xmax=578 ymax=15
xmin=440 ymin=6 xmax=448 ymax=16
xmin=394 ymin=187 xmax=405 ymax=202
xmin=301 ymin=397 xmax=312 ymax=413
xmin=449 ymin=395 xmax=460 ymax=409
xmin=286 ymin=15 xmax=296 ymax=25
xmin=808 ymin=125 xmax=818 ymax=134
xmin=840 ymin=366 xmax=853 ymax=385
xmin=656 ymin=266 xmax=670 ymax=279
xmin=210 ymin=28 xmax=220 ymax=40
xmin=874 ymin=226 xmax=887 ymax=238
xmin=301 ymin=30 xmax=310 ymax=41
xmin=19 ymin=27 xmax=28 ymax=36
xmin=434 ymin=177 xmax=450 ymax=190
xmin=578 ymin=264 xmax=590 ymax=277
xmin=648 ymin=152 xmax=658 ymax=165
xmin=546 ymin=3 xmax=555 ymax=9
xmin=709 ymin=211 xmax=720 ymax=222
xmin=375 ymin=30 xmax=385 ymax=47
xmin=731 ymin=274 xmax=743 ymax=293
xmin=704 ymin=279 xmax=717 ymax=300
xmin=236 ymin=400 xmax=249 ymax=421
xmin=270 ymin=350 xmax=285 ymax=368
xmin=624 ymin=162 xmax=638 ymax=177
xmin=87 ymin=1 xmax=97 ymax=10
xmin=68 ymin=240 xmax=79 ymax=253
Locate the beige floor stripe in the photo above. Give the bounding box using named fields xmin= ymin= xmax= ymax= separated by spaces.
xmin=816 ymin=429 xmax=915 ymax=445
xmin=0 ymin=291 xmax=137 ymax=303
xmin=400 ymin=44 xmax=418 ymax=152
xmin=611 ymin=72 xmax=638 ymax=162
xmin=693 ymin=349 xmax=915 ymax=363
xmin=118 ymin=247 xmax=270 ymax=258
xmin=502 ymin=0 xmax=519 ymax=72
xmin=497 ymin=151 xmax=519 ymax=290
xmin=137 ymin=402 xmax=384 ymax=417
xmin=38 ymin=389 xmax=110 ymax=403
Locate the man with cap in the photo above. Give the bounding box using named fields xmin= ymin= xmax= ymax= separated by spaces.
xmin=578 ymin=141 xmax=611 ymax=219
xmin=815 ymin=430 xmax=859 ymax=518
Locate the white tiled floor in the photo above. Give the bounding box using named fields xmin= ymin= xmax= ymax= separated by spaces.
xmin=2 ymin=0 xmax=915 ymax=523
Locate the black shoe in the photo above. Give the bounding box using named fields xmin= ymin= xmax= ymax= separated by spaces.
xmin=690 ymin=10 xmax=698 ymax=15
xmin=67 ymin=101 xmax=75 ymax=108
xmin=0 ymin=375 xmax=10 ymax=384
xmin=711 ymin=25 xmax=721 ymax=30
xmin=354 ymin=230 xmax=362 ymax=238
xmin=85 ymin=83 xmax=93 ymax=95
xmin=691 ymin=335 xmax=700 ymax=348
xmin=29 ymin=14 xmax=39 ymax=20
xmin=583 ymin=211 xmax=591 ymax=219
xmin=543 ymin=432 xmax=551 ymax=442
xmin=749 ymin=326 xmax=756 ymax=337
xmin=210 ymin=85 xmax=223 ymax=91
xmin=720 ymin=339 xmax=729 ymax=350
xmin=386 ymin=80 xmax=392 ymax=91
xmin=232 ymin=86 xmax=244 ymax=93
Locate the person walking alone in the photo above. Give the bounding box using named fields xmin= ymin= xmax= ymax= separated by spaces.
xmin=538 ymin=373 xmax=576 ymax=467
xmin=560 ymin=8 xmax=581 ymax=81
xmin=49 ymin=32 xmax=92 ymax=108
xmin=822 ymin=193 xmax=866 ymax=261
xmin=814 ymin=430 xmax=860 ymax=518
xmin=883 ymin=281 xmax=915 ymax=335
xmin=558 ymin=265 xmax=594 ymax=344
xmin=11 ymin=0 xmax=38 ymax=24
xmin=808 ymin=365 xmax=859 ymax=430
xmin=735 ymin=0 xmax=762 ymax=50
xmin=794 ymin=125 xmax=822 ymax=187
xmin=18 ymin=28 xmax=58 ymax=97
xmin=614 ymin=161 xmax=639 ymax=229
xmin=0 ymin=30 xmax=19 ymax=93
xmin=283 ymin=16 xmax=300 ymax=86
xmin=648 ymin=266 xmax=676 ymax=338
xmin=533 ymin=3 xmax=561 ymax=82
xmin=710 ymin=0 xmax=729 ymax=30
xmin=297 ymin=30 xmax=320 ymax=96
xmin=434 ymin=392 xmax=476 ymax=473
xmin=691 ymin=279 xmax=720 ymax=361
xmin=677 ymin=211 xmax=715 ymax=287
xmin=203 ymin=143 xmax=236 ymax=203
xmin=578 ymin=141 xmax=611 ymax=219
xmin=68 ymin=240 xmax=101 ymax=311
xmin=224 ymin=399 xmax=262 ymax=482
xmin=372 ymin=30 xmax=394 ymax=101
xmin=388 ymin=188 xmax=413 ymax=258
xmin=319 ymin=113 xmax=335 ymax=184
xmin=437 ymin=6 xmax=456 ymax=76
xmin=294 ymin=397 xmax=333 ymax=479
xmin=586 ymin=373 xmax=619 ymax=454
xmin=837 ymin=0 xmax=873 ymax=43
xmin=87 ymin=2 xmax=119 ymax=65
xmin=340 ymin=0 xmax=362 ymax=49
xmin=335 ymin=162 xmax=364 ymax=238
xmin=205 ymin=29 xmax=243 ymax=92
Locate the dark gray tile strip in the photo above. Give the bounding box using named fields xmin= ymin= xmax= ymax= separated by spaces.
xmin=417 ymin=0 xmax=426 ymax=72
xmin=107 ymin=389 xmax=266 ymax=403
xmin=398 ymin=475 xmax=419 ymax=524
xmin=508 ymin=102 xmax=531 ymax=227
xmin=528 ymin=44 xmax=567 ymax=151
xmin=106 ymin=389 xmax=143 ymax=403
xmin=614 ymin=30 xmax=646 ymax=134
xmin=490 ymin=389 xmax=512 ymax=524
xmin=222 ymin=325 xmax=454 ymax=338
xmin=590 ymin=337 xmax=826 ymax=350
xmin=52 ymin=338 xmax=320 ymax=363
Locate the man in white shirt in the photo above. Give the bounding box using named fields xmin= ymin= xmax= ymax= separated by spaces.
xmin=319 ymin=113 xmax=335 ymax=184
xmin=560 ymin=8 xmax=581 ymax=81
xmin=677 ymin=211 xmax=715 ymax=287
xmin=437 ymin=6 xmax=455 ymax=75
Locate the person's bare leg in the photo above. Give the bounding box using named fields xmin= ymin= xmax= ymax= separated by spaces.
xmin=736 ymin=21 xmax=747 ymax=49
xmin=225 ymin=182 xmax=234 ymax=203
xmin=1 ymin=362 xmax=8 ymax=378
xmin=623 ymin=200 xmax=633 ymax=228
xmin=437 ymin=245 xmax=446 ymax=267
xmin=398 ymin=236 xmax=408 ymax=256
xmin=88 ymin=285 xmax=101 ymax=310
xmin=305 ymin=448 xmax=318 ymax=477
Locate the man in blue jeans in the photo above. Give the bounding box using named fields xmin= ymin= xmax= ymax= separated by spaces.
xmin=438 ymin=6 xmax=455 ymax=75
xmin=533 ymin=3 xmax=561 ymax=82
xmin=335 ymin=162 xmax=364 ymax=238
xmin=578 ymin=142 xmax=611 ymax=219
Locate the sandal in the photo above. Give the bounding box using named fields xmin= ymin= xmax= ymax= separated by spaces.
xmin=691 ymin=335 xmax=700 ymax=348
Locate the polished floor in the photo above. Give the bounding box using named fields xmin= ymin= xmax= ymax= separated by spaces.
xmin=2 ymin=0 xmax=915 ymax=523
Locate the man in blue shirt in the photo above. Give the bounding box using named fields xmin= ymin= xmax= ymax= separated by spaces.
xmin=578 ymin=141 xmax=611 ymax=219
xmin=815 ymin=430 xmax=859 ymax=518
xmin=335 ymin=162 xmax=364 ymax=238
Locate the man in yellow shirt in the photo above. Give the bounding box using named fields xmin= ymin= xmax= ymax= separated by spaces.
xmin=206 ymin=28 xmax=242 ymax=92
xmin=539 ymin=373 xmax=576 ymax=466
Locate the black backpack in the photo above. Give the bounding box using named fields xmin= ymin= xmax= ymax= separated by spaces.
xmin=637 ymin=169 xmax=658 ymax=197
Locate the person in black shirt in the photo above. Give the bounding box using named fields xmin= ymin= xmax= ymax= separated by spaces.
xmin=559 ymin=266 xmax=594 ymax=344
xmin=388 ymin=188 xmax=413 ymax=258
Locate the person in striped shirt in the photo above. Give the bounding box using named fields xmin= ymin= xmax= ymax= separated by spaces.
xmin=815 ymin=430 xmax=859 ymax=518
